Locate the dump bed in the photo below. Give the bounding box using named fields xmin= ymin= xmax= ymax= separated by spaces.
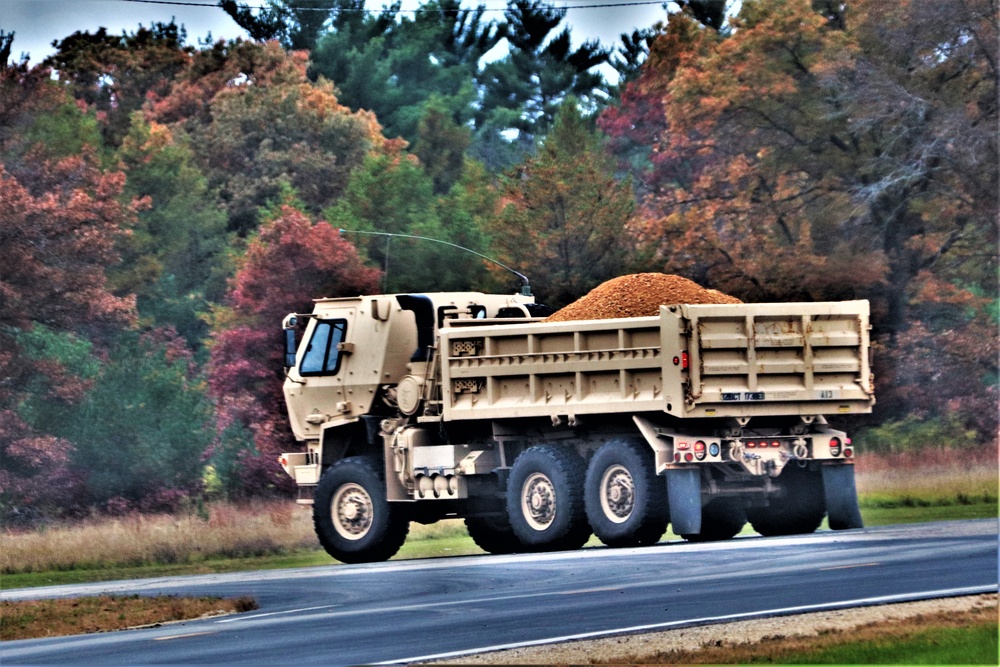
xmin=438 ymin=300 xmax=873 ymax=421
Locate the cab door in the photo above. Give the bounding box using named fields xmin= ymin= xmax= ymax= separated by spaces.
xmin=285 ymin=308 xmax=356 ymax=440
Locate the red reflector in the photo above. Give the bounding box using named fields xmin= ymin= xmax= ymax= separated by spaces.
xmin=844 ymin=448 xmax=853 ymax=458
xmin=672 ymin=356 xmax=680 ymax=366
xmin=684 ymin=453 xmax=693 ymax=462
xmin=279 ymin=457 xmax=286 ymax=466
xmin=746 ymin=441 xmax=756 ymax=448
xmin=681 ymin=351 xmax=689 ymax=370
xmin=771 ymin=441 xmax=780 ymax=448
xmin=829 ymin=437 xmax=842 ymax=456
xmin=674 ymin=453 xmax=680 ymax=462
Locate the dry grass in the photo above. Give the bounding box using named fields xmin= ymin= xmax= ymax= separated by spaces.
xmin=0 ymin=502 xmax=474 ymax=576
xmin=0 ymin=594 xmax=258 ymax=640
xmin=0 ymin=501 xmax=318 ymax=575
xmin=855 ymin=450 xmax=998 ymax=507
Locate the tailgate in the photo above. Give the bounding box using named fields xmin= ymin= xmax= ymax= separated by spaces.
xmin=662 ymin=301 xmax=874 ymax=419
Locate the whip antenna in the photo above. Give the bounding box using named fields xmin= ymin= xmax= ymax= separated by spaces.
xmin=338 ymin=229 xmax=532 ymax=296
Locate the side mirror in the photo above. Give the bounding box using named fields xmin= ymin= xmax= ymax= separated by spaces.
xmin=284 ymin=329 xmax=297 ymax=370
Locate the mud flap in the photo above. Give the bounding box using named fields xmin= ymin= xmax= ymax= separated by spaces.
xmin=666 ymin=468 xmax=701 ymax=535
xmin=821 ymin=464 xmax=864 ymax=530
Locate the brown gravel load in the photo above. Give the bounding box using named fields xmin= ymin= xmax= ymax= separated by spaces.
xmin=545 ymin=273 xmax=742 ymax=322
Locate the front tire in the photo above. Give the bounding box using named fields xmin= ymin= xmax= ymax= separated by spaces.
xmin=747 ymin=466 xmax=825 ymax=537
xmin=507 ymin=446 xmax=591 ymax=551
xmin=585 ymin=440 xmax=668 ymax=547
xmin=313 ymin=456 xmax=409 ymax=563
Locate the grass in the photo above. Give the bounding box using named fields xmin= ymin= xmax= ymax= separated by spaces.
xmin=594 ymin=603 xmax=1000 ymax=665
xmin=1 ymin=453 xmax=996 ymax=591
xmin=0 ymin=594 xmax=258 ymax=641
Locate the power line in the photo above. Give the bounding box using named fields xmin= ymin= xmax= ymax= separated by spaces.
xmin=117 ymin=0 xmax=668 ymax=13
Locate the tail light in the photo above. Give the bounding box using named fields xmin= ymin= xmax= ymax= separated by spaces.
xmin=829 ymin=437 xmax=842 ymax=456
xmin=684 ymin=453 xmax=694 ymax=462
xmin=694 ymin=440 xmax=706 ymax=460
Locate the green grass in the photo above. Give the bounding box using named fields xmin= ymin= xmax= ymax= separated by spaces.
xmin=761 ymin=618 xmax=999 ymax=665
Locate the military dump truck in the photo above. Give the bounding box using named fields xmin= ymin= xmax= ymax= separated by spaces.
xmin=279 ymin=290 xmax=873 ymax=563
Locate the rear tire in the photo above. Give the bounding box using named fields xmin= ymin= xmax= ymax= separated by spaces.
xmin=465 ymin=514 xmax=524 ymax=555
xmin=507 ymin=446 xmax=591 ymax=551
xmin=681 ymin=497 xmax=746 ymax=542
xmin=313 ymin=456 xmax=409 ymax=563
xmin=747 ymin=466 xmax=825 ymax=537
xmin=585 ymin=440 xmax=668 ymax=547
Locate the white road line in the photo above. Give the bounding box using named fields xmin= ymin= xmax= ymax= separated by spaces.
xmin=215 ymin=604 xmax=337 ymax=623
xmin=375 ymin=585 xmax=999 ymax=665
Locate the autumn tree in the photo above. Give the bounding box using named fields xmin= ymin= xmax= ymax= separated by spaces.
xmin=207 ymin=205 xmax=380 ymax=496
xmin=622 ymin=0 xmax=997 ymax=442
xmin=486 ymin=102 xmax=639 ymax=308
xmin=148 ymin=41 xmax=387 ymax=236
xmin=0 ymin=148 xmax=138 ymax=519
xmin=44 ymin=21 xmax=193 ymax=147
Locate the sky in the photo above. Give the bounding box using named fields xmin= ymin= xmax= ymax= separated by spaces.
xmin=1 ymin=0 xmax=674 ymax=67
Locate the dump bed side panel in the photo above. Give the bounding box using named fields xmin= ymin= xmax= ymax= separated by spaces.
xmin=670 ymin=300 xmax=874 ymax=418
xmin=438 ymin=301 xmax=874 ymax=422
xmin=440 ymin=317 xmax=666 ymax=421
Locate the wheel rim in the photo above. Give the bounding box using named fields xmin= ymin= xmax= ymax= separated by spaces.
xmin=599 ymin=464 xmax=635 ymax=524
xmin=331 ymin=482 xmax=374 ymax=541
xmin=521 ymin=472 xmax=557 ymax=531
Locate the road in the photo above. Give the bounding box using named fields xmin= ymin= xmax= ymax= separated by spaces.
xmin=2 ymin=519 xmax=997 ymax=666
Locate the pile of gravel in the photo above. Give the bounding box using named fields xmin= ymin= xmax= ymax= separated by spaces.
xmin=545 ymin=273 xmax=742 ymax=322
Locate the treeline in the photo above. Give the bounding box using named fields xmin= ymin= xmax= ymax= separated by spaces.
xmin=0 ymin=0 xmax=995 ymax=522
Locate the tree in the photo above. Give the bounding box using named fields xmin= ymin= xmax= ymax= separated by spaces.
xmin=207 ymin=205 xmax=380 ymax=497
xmin=19 ymin=328 xmax=214 ymax=510
xmin=327 ymin=146 xmax=495 ymax=293
xmin=113 ymin=114 xmax=229 ymax=347
xmin=621 ymin=0 xmax=996 ymax=442
xmin=0 ymin=151 xmax=139 ymax=519
xmin=486 ymin=102 xmax=639 ymax=308
xmin=44 ymin=21 xmax=193 ymax=147
xmin=473 ymin=0 xmax=611 ymax=167
xmin=308 ymin=0 xmax=501 ymax=143
xmin=221 ymin=0 xmax=338 ymax=52
xmin=158 ymin=43 xmax=386 ymax=236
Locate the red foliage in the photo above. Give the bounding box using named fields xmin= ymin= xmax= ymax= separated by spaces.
xmin=0 ymin=152 xmax=138 ymax=518
xmin=207 ymin=206 xmax=380 ymax=496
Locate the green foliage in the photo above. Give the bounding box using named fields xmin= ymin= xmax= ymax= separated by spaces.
xmin=114 ymin=114 xmax=228 ymax=347
xmin=487 ymin=101 xmax=638 ymax=307
xmin=472 ymin=0 xmax=610 ymax=168
xmin=38 ymin=331 xmax=212 ymax=506
xmin=328 ymin=151 xmax=495 ymax=292
xmin=860 ymin=416 xmax=980 ymax=454
xmin=309 ymin=0 xmax=497 ymax=144
xmin=21 ymin=101 xmax=103 ymax=160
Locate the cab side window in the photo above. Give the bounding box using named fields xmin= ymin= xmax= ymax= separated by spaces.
xmin=300 ymin=320 xmax=347 ymax=375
